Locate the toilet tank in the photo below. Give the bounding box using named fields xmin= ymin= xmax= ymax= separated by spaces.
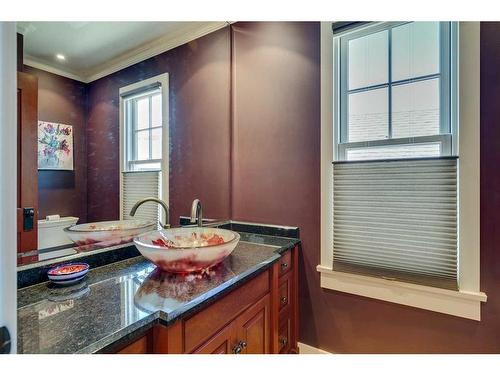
xmin=38 ymin=216 xmax=79 ymax=250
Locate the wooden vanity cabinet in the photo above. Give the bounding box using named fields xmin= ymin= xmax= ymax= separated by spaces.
xmin=114 ymin=245 xmax=299 ymax=354
xmin=192 ymin=323 xmax=234 ymax=354
xmin=193 ymin=294 xmax=270 ymax=354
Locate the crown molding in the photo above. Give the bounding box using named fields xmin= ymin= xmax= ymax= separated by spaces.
xmin=23 ymin=55 xmax=87 ymax=83
xmin=23 ymin=22 xmax=230 ymax=84
xmin=84 ymin=21 xmax=229 ymax=83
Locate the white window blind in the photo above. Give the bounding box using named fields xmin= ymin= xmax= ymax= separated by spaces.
xmin=332 ymin=157 xmax=458 ymax=289
xmin=122 ymin=171 xmax=160 ymax=222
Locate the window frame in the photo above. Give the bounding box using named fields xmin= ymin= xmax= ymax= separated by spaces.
xmin=335 ymin=21 xmax=457 ymax=161
xmin=124 ymin=89 xmax=163 ymax=171
xmin=118 ymin=73 xmax=170 ymax=221
xmin=319 ymin=21 xmax=486 ymax=321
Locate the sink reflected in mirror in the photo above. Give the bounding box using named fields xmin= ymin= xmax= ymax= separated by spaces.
xmin=64 ymin=219 xmax=156 ymax=247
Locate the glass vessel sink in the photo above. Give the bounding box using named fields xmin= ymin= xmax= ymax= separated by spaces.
xmin=133 ymin=227 xmax=240 ymax=273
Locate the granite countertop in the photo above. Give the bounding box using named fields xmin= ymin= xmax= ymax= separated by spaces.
xmin=17 ymin=233 xmax=299 ymax=354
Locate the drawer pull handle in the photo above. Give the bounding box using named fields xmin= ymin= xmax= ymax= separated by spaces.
xmin=232 ymin=340 xmax=247 ymax=354
xmin=279 ymin=337 xmax=288 ymax=346
xmin=280 ymin=296 xmax=288 ymax=305
xmin=281 ymin=262 xmax=289 ymax=271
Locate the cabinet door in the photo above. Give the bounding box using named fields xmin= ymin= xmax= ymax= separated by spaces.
xmin=192 ymin=323 xmax=234 ymax=354
xmin=234 ymin=294 xmax=270 ymax=354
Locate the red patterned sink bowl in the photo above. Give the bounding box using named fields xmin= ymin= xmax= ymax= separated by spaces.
xmin=64 ymin=219 xmax=156 ymax=246
xmin=133 ymin=227 xmax=240 ymax=273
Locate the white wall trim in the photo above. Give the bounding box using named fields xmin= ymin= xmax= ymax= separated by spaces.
xmin=0 ymin=21 xmax=18 ymax=353
xmin=320 ymin=21 xmax=334 ymax=270
xmin=119 ymin=73 xmax=170 ymax=222
xmin=457 ymin=22 xmax=481 ymax=293
xmin=298 ymin=342 xmax=333 ymax=354
xmin=318 ymin=22 xmax=484 ymax=321
xmin=318 ymin=265 xmax=486 ymax=321
xmin=86 ymin=22 xmax=228 ymax=83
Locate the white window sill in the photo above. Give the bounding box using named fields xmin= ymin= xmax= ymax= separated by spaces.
xmin=317 ymin=265 xmax=487 ymax=321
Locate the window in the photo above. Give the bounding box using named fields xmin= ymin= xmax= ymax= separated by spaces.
xmin=337 ymin=22 xmax=455 ymax=161
xmin=123 ymin=87 xmax=163 ymax=171
xmin=319 ymin=22 xmax=486 ymax=321
xmin=119 ymin=74 xmax=169 ymax=223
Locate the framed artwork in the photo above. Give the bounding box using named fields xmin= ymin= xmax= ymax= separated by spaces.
xmin=37 ymin=121 xmax=74 ymax=170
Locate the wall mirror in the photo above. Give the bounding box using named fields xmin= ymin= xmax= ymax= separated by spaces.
xmin=16 ymin=22 xmax=232 ymax=266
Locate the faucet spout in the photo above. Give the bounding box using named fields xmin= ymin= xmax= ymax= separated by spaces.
xmin=130 ymin=197 xmax=170 ymax=229
xmin=190 ymin=199 xmax=203 ymax=227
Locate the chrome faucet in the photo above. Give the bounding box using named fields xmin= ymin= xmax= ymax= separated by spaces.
xmin=190 ymin=199 xmax=203 ymax=227
xmin=130 ymin=197 xmax=170 ymax=229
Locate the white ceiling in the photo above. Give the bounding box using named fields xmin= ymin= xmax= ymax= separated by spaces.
xmin=17 ymin=21 xmax=228 ymax=82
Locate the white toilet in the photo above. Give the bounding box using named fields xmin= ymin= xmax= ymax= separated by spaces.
xmin=38 ymin=216 xmax=79 ymax=250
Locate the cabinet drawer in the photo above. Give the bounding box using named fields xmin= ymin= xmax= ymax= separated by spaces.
xmin=279 ymin=250 xmax=292 ymax=277
xmin=278 ymin=309 xmax=291 ymax=354
xmin=278 ymin=272 xmax=291 ymax=312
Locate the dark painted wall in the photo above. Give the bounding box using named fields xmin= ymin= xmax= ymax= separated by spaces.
xmin=230 ymin=21 xmax=323 ymax=350
xmin=86 ymin=27 xmax=231 ymax=223
xmin=231 ymin=21 xmax=500 ymax=353
xmin=25 ymin=66 xmax=88 ymax=223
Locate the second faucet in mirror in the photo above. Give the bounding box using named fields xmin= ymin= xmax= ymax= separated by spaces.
xmin=190 ymin=199 xmax=203 ymax=227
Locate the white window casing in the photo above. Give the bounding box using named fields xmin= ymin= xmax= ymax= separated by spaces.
xmin=318 ymin=22 xmax=486 ymax=321
xmin=119 ymin=73 xmax=169 ymax=222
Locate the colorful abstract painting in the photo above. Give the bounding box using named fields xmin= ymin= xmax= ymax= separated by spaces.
xmin=38 ymin=121 xmax=74 ymax=170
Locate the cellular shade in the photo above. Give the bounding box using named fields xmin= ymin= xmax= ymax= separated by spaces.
xmin=122 ymin=171 xmax=160 ymax=223
xmin=332 ymin=157 xmax=458 ymax=289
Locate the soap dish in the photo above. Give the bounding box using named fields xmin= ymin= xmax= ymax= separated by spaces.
xmin=47 ymin=263 xmax=89 ymax=285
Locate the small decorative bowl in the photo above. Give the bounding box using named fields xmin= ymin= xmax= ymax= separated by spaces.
xmin=47 ymin=263 xmax=90 ymax=285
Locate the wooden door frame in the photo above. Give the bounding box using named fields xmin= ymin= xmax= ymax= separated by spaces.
xmin=17 ymin=71 xmax=38 ymax=263
xmin=0 ymin=21 xmax=18 ymax=353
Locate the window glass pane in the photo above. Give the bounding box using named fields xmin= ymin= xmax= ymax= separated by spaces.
xmin=136 ymin=97 xmax=150 ymax=130
xmin=346 ymin=142 xmax=441 ymax=161
xmin=392 ymin=22 xmax=440 ymax=81
xmin=151 ymin=128 xmax=162 ymax=159
xmin=348 ymin=88 xmax=388 ymax=142
xmin=392 ymin=78 xmax=440 ymax=138
xmin=348 ymin=30 xmax=388 ymax=90
xmin=136 ymin=130 xmax=150 ymax=160
xmin=151 ymin=94 xmax=162 ymax=127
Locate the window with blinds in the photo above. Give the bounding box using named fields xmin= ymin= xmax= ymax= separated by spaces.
xmin=122 ymin=171 xmax=160 ymax=222
xmin=332 ymin=157 xmax=458 ymax=289
xmin=331 ymin=21 xmax=459 ymax=290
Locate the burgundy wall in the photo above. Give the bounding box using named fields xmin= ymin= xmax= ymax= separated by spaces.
xmin=25 ymin=66 xmax=88 ymax=223
xmin=231 ymin=21 xmax=500 ymax=353
xmin=86 ymin=27 xmax=231 ymax=223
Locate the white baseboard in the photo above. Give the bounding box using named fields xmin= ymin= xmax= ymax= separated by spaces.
xmin=297 ymin=342 xmax=333 ymax=354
